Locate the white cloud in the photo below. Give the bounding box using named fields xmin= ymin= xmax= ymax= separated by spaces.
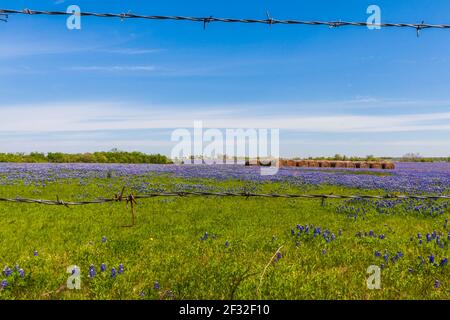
xmin=63 ymin=65 xmax=156 ymax=72
xmin=1 ymin=102 xmax=450 ymax=133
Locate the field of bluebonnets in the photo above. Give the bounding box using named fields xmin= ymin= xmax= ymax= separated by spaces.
xmin=0 ymin=162 xmax=449 ymax=299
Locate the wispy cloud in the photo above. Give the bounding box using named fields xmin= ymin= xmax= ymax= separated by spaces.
xmin=99 ymin=48 xmax=163 ymax=55
xmin=1 ymin=102 xmax=450 ymax=133
xmin=63 ymin=65 xmax=157 ymax=72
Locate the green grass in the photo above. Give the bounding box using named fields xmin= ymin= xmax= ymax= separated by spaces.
xmin=0 ymin=175 xmax=448 ymax=300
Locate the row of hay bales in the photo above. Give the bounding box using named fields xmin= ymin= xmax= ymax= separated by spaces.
xmin=279 ymin=160 xmax=395 ymax=169
xmin=246 ymin=159 xmax=395 ymax=169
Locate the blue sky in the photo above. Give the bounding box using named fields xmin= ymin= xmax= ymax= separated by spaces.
xmin=1 ymin=0 xmax=450 ymax=157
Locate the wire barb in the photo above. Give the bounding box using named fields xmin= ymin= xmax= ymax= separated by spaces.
xmin=203 ymin=15 xmax=213 ymax=30
xmin=0 ymin=13 xmax=7 ymax=22
xmin=266 ymin=10 xmax=273 ymax=26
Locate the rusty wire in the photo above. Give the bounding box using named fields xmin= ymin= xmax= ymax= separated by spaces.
xmin=1 ymin=8 xmax=450 ymax=34
xmin=1 ymin=190 xmax=448 ymax=227
xmin=0 ymin=191 xmax=449 ymax=207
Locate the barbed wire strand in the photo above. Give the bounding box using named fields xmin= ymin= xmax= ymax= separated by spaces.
xmin=2 ymin=190 xmax=449 ymax=226
xmin=1 ymin=191 xmax=449 ymax=206
xmin=1 ymin=8 xmax=450 ymax=33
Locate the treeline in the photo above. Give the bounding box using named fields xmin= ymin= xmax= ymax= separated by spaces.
xmin=0 ymin=151 xmax=172 ymax=164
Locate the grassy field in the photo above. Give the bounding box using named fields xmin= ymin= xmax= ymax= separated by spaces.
xmin=0 ymin=173 xmax=448 ymax=300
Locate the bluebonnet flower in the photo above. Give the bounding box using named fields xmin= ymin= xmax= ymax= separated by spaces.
xmin=417 ymin=233 xmax=422 ymax=239
xmin=428 ymin=255 xmax=435 ymax=264
xmin=100 ymin=263 xmax=106 ymax=272
xmin=19 ymin=269 xmax=25 ymax=278
xmin=447 ymin=231 xmax=450 ymax=241
xmin=291 ymin=229 xmax=295 ymax=236
xmin=434 ymin=280 xmax=440 ymax=288
xmin=225 ymin=240 xmax=229 ymax=247
xmin=89 ymin=265 xmax=96 ymax=278
xmin=71 ymin=267 xmax=79 ymax=275
xmin=139 ymin=291 xmax=146 ymax=297
xmin=440 ymin=258 xmax=448 ymax=267
xmin=331 ymin=233 xmax=336 ymax=241
xmin=369 ymin=230 xmax=374 ymax=237
xmin=102 ymin=236 xmax=107 ymax=243
xmin=408 ymin=268 xmax=414 ymax=273
xmin=274 ymin=252 xmax=282 ymax=262
xmin=200 ymin=232 xmax=209 ymax=241
xmin=111 ymin=268 xmax=116 ymax=278
xmin=419 ymin=239 xmax=423 ymax=245
xmin=432 ymin=231 xmax=437 ymax=239
xmin=3 ymin=267 xmax=12 ymax=277
xmin=34 ymin=250 xmax=38 ymax=256
xmin=426 ymin=234 xmax=431 ymax=242
xmin=375 ymin=251 xmax=381 ymax=257
xmin=397 ymin=252 xmax=404 ymax=258
xmin=379 ymin=234 xmax=386 ymax=240
xmin=118 ymin=264 xmax=124 ymax=274
xmin=384 ymin=253 xmax=389 ymax=263
xmin=1 ymin=280 xmax=7 ymax=288
xmin=154 ymin=281 xmax=160 ymax=290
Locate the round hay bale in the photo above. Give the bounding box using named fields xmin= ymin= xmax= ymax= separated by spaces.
xmin=354 ymin=162 xmax=362 ymax=168
xmin=329 ymin=161 xmax=337 ymax=168
xmin=335 ymin=161 xmax=346 ymax=168
xmin=382 ymin=162 xmax=395 ymax=170
xmin=295 ymin=160 xmax=307 ymax=167
xmin=287 ymin=160 xmax=296 ymax=167
xmin=346 ymin=161 xmax=356 ymax=168
xmin=319 ymin=161 xmax=331 ymax=168
xmin=307 ymin=161 xmax=319 ymax=167
xmin=359 ymin=162 xmax=370 ymax=169
xmin=369 ymin=162 xmax=383 ymax=169
xmin=278 ymin=159 xmax=288 ymax=167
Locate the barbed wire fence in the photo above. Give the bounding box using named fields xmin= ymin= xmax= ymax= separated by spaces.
xmin=1 ymin=8 xmax=450 ymax=225
xmin=1 ymin=8 xmax=450 ymax=36
xmin=1 ymin=188 xmax=449 ymax=226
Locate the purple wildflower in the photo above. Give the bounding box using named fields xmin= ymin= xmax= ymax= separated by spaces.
xmin=154 ymin=281 xmax=160 ymax=290
xmin=1 ymin=280 xmax=7 ymax=288
xmin=111 ymin=268 xmax=116 ymax=278
xmin=89 ymin=265 xmax=96 ymax=278
xmin=19 ymin=269 xmax=25 ymax=278
xmin=118 ymin=264 xmax=124 ymax=274
xmin=102 ymin=236 xmax=107 ymax=243
xmin=434 ymin=280 xmax=440 ymax=288
xmin=3 ymin=267 xmax=12 ymax=277
xmin=100 ymin=263 xmax=106 ymax=272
